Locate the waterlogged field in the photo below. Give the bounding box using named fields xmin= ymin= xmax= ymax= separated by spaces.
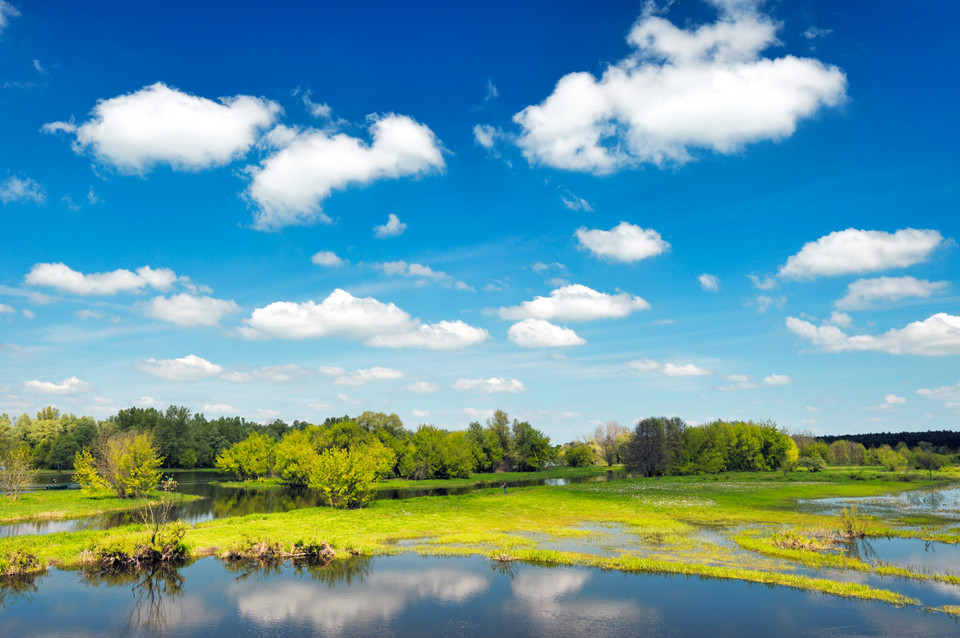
xmin=2 ymin=467 xmax=960 ymax=614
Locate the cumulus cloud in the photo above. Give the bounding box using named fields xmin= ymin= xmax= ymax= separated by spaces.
xmin=407 ymin=381 xmax=438 ymax=394
xmin=884 ymin=394 xmax=906 ymax=405
xmin=512 ymin=1 xmax=846 ymax=173
xmin=779 ymin=228 xmax=944 ymax=279
xmin=763 ymin=373 xmax=792 ymax=386
xmin=508 ymin=318 xmax=586 ymax=348
xmin=453 ymin=378 xmax=526 ymax=393
xmin=835 ymin=276 xmax=948 ymax=311
xmin=240 ymin=289 xmax=488 ymax=350
xmin=136 ymin=354 xmax=223 ymax=380
xmin=374 ymin=213 xmax=408 ymax=238
xmin=24 ymin=375 xmax=91 ymax=395
xmin=247 ymin=115 xmax=443 ymax=230
xmin=0 ymin=176 xmax=46 ymax=204
xmin=25 ymin=262 xmax=178 ymax=295
xmin=575 ymin=222 xmax=669 ymax=263
xmin=333 ymin=366 xmax=404 ymax=386
xmin=828 ymin=311 xmax=852 ymax=327
xmin=917 ymin=381 xmax=960 ymax=402
xmin=0 ymin=1 xmax=20 ymax=35
xmin=44 ymin=82 xmax=279 ymax=173
xmin=311 ymin=251 xmax=344 ymax=267
xmin=220 ymin=364 xmax=312 ymax=383
xmin=143 ymin=293 xmax=240 ymax=327
xmin=699 ymin=273 xmax=720 ymax=292
xmin=499 ymin=284 xmax=649 ymax=321
xmin=628 ymin=358 xmax=711 ymax=377
xmin=786 ymin=313 xmax=960 ymax=356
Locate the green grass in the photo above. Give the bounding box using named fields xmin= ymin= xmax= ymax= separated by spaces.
xmin=1 ymin=466 xmax=957 ymax=606
xmin=0 ymin=490 xmax=199 ymax=523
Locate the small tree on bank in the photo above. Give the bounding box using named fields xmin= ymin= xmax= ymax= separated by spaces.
xmin=0 ymin=445 xmax=38 ymax=500
xmin=73 ymin=430 xmax=163 ymax=499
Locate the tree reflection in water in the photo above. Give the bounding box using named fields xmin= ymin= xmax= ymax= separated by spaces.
xmin=82 ymin=562 xmax=187 ymax=634
xmin=0 ymin=572 xmax=43 ymax=609
xmin=222 ymin=553 xmax=374 ymax=586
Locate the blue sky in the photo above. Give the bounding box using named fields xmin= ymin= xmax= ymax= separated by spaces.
xmin=1 ymin=0 xmax=958 ymax=440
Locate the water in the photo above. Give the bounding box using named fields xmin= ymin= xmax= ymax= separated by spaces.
xmin=2 ymin=471 xmax=634 ymax=537
xmin=2 ymin=554 xmax=959 ymax=637
xmin=800 ymin=485 xmax=960 ymax=519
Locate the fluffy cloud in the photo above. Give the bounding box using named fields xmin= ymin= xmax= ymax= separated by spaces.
xmin=0 ymin=303 xmax=13 ymax=314
xmin=0 ymin=1 xmax=19 ymax=35
xmin=25 ymin=262 xmax=178 ymax=295
xmin=834 ymin=276 xmax=948 ymax=311
xmin=377 ymin=260 xmax=470 ymax=290
xmin=407 ymin=381 xmax=438 ymax=394
xmin=699 ymin=273 xmax=720 ymax=292
xmin=453 ymin=378 xmax=526 ymax=393
xmin=136 ymin=354 xmax=223 ymax=380
xmin=374 ymin=213 xmax=407 ymax=238
xmin=628 ymin=358 xmax=711 ymax=377
xmin=333 ymin=367 xmax=404 ymax=386
xmin=247 ymin=115 xmax=444 ymax=230
xmin=884 ymin=394 xmax=906 ymax=405
xmin=311 ymin=251 xmax=344 ymax=267
xmin=575 ymin=222 xmax=669 ymax=263
xmin=143 ymin=293 xmax=240 ymax=327
xmin=499 ymin=284 xmax=649 ymax=321
xmin=513 ymin=1 xmax=846 ymax=173
xmin=240 ymin=289 xmax=488 ymax=350
xmin=763 ymin=373 xmax=792 ymax=386
xmin=0 ymin=176 xmax=45 ymax=204
xmin=221 ymin=364 xmax=313 ymax=383
xmin=44 ymin=82 xmax=279 ymax=172
xmin=508 ymin=318 xmax=586 ymax=348
xmin=24 ymin=375 xmax=91 ymax=395
xmin=917 ymin=381 xmax=960 ymax=402
xmin=779 ymin=228 xmax=943 ymax=279
xmin=786 ymin=313 xmax=960 ymax=355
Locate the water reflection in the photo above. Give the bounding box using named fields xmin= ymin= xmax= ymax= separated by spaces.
xmin=82 ymin=564 xmax=187 ymax=635
xmin=0 ymin=572 xmax=43 ymax=609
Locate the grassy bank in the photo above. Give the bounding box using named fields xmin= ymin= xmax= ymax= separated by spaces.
xmin=0 ymin=490 xmax=199 ymax=523
xmin=1 ymin=468 xmax=958 ymax=606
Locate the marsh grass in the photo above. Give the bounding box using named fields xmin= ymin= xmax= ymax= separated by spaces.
xmin=0 ymin=489 xmax=199 ymax=523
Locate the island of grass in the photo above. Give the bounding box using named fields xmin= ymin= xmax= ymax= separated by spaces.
xmin=2 ymin=466 xmax=959 ymax=608
xmin=0 ymin=489 xmax=200 ymax=524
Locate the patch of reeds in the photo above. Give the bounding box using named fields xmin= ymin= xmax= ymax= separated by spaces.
xmin=839 ymin=505 xmax=869 ymax=538
xmin=86 ymin=521 xmax=188 ymax=571
xmin=0 ymin=549 xmax=46 ymax=577
xmin=218 ymin=537 xmax=337 ymax=567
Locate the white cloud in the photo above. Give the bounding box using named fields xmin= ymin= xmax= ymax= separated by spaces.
xmin=884 ymin=394 xmax=906 ymax=405
xmin=748 ymin=274 xmax=777 ymax=291
xmin=779 ymin=228 xmax=944 ymax=279
xmin=0 ymin=1 xmax=19 ymax=35
xmin=699 ymin=273 xmax=719 ymax=292
xmin=221 ymin=364 xmax=313 ymax=383
xmin=24 ymin=375 xmax=91 ymax=395
xmin=0 ymin=303 xmax=13 ymax=314
xmin=374 ymin=213 xmax=408 ymax=238
xmin=917 ymin=381 xmax=960 ymax=403
xmin=628 ymin=358 xmax=711 ymax=377
xmin=240 ymin=289 xmax=488 ymax=350
xmin=472 ymin=124 xmax=503 ymax=150
xmin=786 ymin=312 xmax=960 ymax=356
xmin=143 ymin=293 xmax=240 ymax=327
xmin=136 ymin=396 xmax=162 ymax=408
xmin=453 ymin=378 xmax=526 ymax=393
xmin=45 ymin=82 xmax=279 ymax=173
xmin=377 ymin=260 xmax=471 ymax=290
xmin=407 ymin=381 xmax=438 ymax=394
xmin=835 ymin=276 xmax=948 ymax=311
xmin=508 ymin=318 xmax=586 ymax=348
xmin=513 ymin=1 xmax=846 ymax=173
xmin=749 ymin=295 xmax=786 ymax=313
xmin=575 ymin=222 xmax=669 ymax=263
xmin=828 ymin=311 xmax=852 ymax=328
xmin=365 ymin=320 xmax=489 ymax=350
xmin=203 ymin=403 xmax=239 ymax=415
xmin=297 ymin=89 xmax=332 ymax=119
xmin=333 ymin=366 xmax=404 ymax=386
xmin=247 ymin=115 xmax=443 ymax=230
xmin=25 ymin=262 xmax=178 ymax=295
xmin=311 ymin=251 xmax=344 ymax=267
xmin=317 ymin=366 xmax=347 ymax=377
xmin=136 ymin=354 xmax=223 ymax=380
xmin=560 ymin=189 xmax=593 ymax=212
xmin=0 ymin=176 xmax=46 ymax=204
xmin=499 ymin=284 xmax=649 ymax=321
xmin=763 ymin=373 xmax=792 ymax=386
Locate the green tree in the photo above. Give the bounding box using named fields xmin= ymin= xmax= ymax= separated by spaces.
xmin=273 ymin=429 xmax=318 ymax=485
xmin=308 ymin=443 xmax=394 ymax=508
xmin=564 ymin=443 xmax=598 ymax=467
xmin=512 ymin=420 xmax=551 ymax=472
xmin=215 ymin=432 xmax=275 ymax=479
xmin=0 ymin=445 xmax=37 ymax=500
xmin=73 ymin=430 xmax=163 ymax=499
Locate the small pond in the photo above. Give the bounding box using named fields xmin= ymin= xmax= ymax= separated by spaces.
xmin=2 ymin=554 xmax=959 ymax=637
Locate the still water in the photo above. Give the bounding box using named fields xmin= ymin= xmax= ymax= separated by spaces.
xmin=2 ymin=554 xmax=958 ymax=638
